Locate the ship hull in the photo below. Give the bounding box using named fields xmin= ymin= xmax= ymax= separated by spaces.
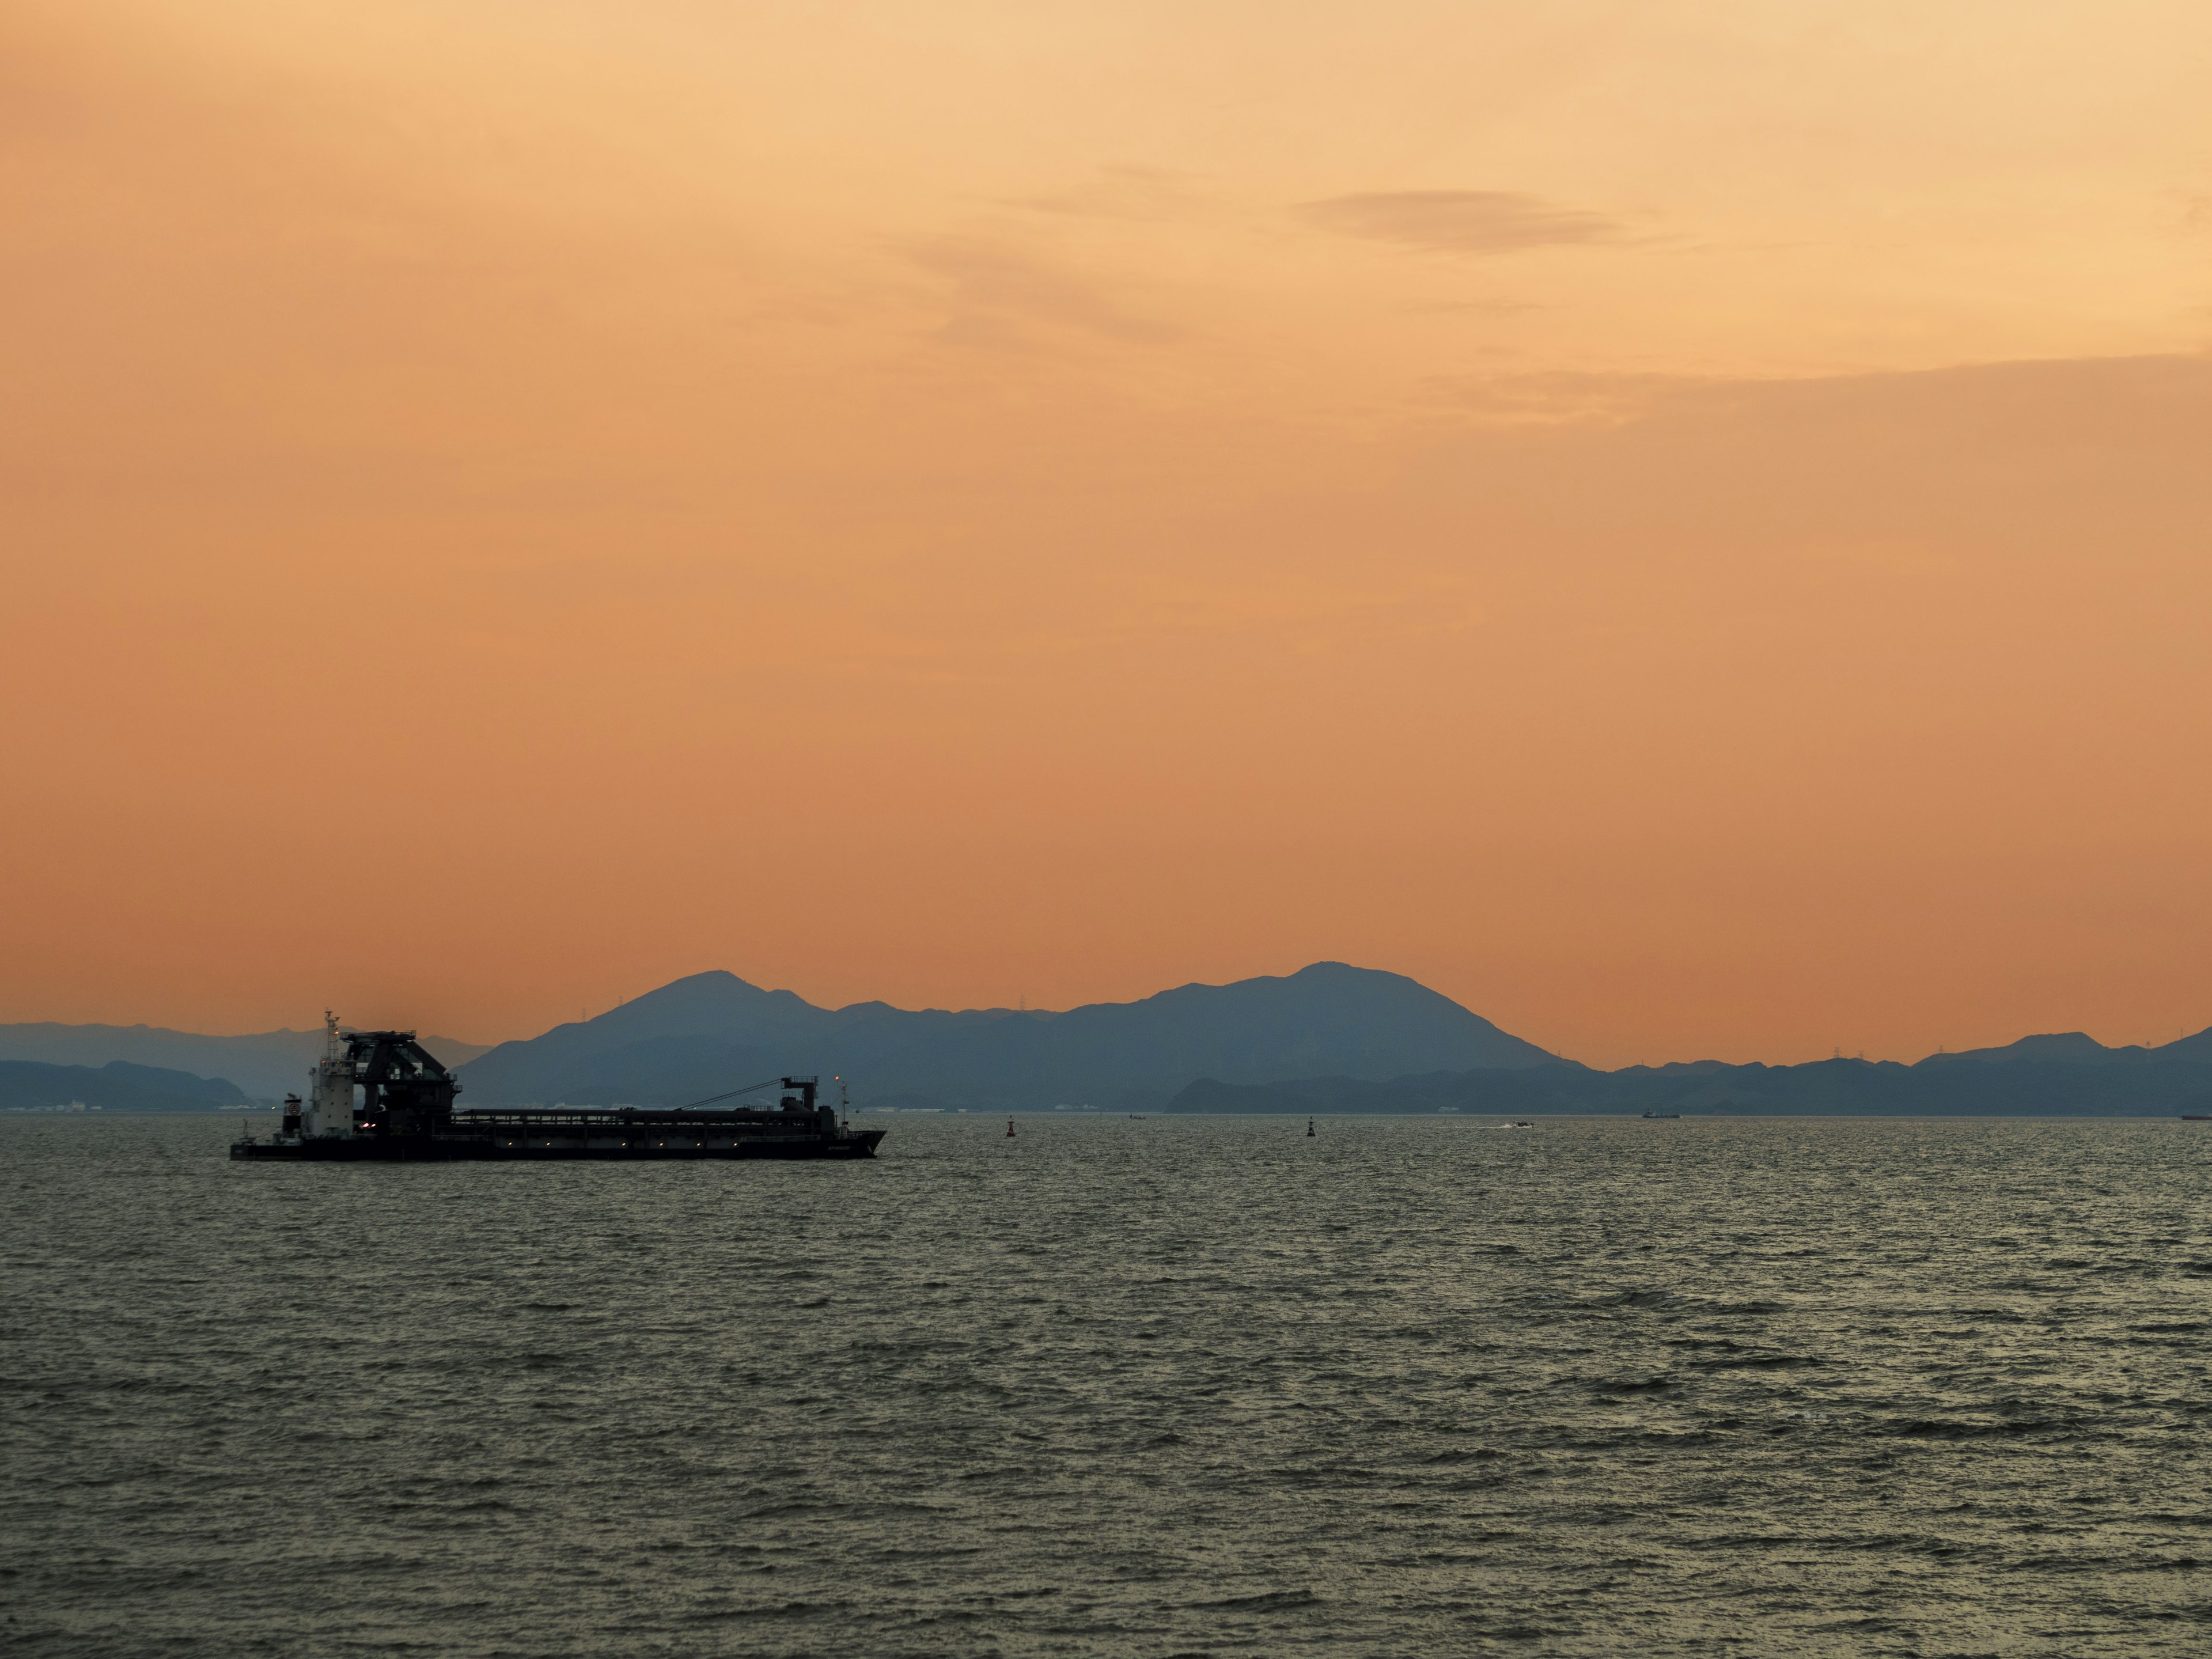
xmin=232 ymin=1096 xmax=885 ymax=1160
xmin=233 ymin=1131 xmax=884 ymax=1161
xmin=232 ymin=1103 xmax=887 ymax=1161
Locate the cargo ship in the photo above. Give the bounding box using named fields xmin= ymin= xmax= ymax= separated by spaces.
xmin=230 ymin=1016 xmax=885 ymax=1161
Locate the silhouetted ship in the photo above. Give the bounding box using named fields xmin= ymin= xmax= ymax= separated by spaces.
xmin=231 ymin=1016 xmax=884 ymax=1161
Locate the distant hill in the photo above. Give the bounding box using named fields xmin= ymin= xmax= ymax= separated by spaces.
xmin=0 ymin=1059 xmax=254 ymax=1113
xmin=18 ymin=991 xmax=2205 ymax=1118
xmin=455 ymin=963 xmax=1569 ymax=1110
xmin=1172 ymin=1027 xmax=2212 ymax=1118
xmin=1918 ymin=1032 xmax=2159 ymax=1066
xmin=0 ymin=1024 xmax=493 ymax=1101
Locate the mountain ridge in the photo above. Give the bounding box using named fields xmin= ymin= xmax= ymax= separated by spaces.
xmin=9 ymin=978 xmax=2206 ymax=1116
xmin=456 ymin=961 xmax=1568 ymax=1111
xmin=0 ymin=1059 xmax=254 ymax=1113
xmin=1173 ymin=1037 xmax=2212 ymax=1118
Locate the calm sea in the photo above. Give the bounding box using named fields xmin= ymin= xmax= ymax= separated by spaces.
xmin=3 ymin=1112 xmax=2207 ymax=1656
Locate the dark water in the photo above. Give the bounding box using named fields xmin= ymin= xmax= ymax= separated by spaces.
xmin=3 ymin=1113 xmax=2209 ymax=1656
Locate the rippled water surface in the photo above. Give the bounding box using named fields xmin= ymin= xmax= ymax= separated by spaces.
xmin=4 ymin=1112 xmax=2209 ymax=1656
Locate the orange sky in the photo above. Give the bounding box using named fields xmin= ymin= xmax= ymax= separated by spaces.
xmin=5 ymin=1 xmax=2211 ymax=1066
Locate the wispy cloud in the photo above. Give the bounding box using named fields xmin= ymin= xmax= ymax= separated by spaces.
xmin=1300 ymin=190 xmax=1620 ymax=255
xmin=1400 ymin=297 xmax=1546 ymax=316
xmin=1426 ymin=369 xmax=1710 ymax=425
xmin=907 ymin=235 xmax=1183 ymax=347
xmin=2166 ymin=187 xmax=2212 ymax=237
xmin=1003 ymin=166 xmax=1213 ymax=223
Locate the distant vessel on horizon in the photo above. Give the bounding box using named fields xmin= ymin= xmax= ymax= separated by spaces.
xmin=231 ymin=1016 xmax=884 ymax=1161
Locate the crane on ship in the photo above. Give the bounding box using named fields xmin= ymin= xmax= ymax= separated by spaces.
xmin=665 ymin=1075 xmax=821 ymax=1113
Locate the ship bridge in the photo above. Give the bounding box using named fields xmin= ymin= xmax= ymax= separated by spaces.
xmin=344 ymin=1030 xmax=461 ymax=1135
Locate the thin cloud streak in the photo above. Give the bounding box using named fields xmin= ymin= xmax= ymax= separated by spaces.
xmin=907 ymin=236 xmax=1184 ymax=347
xmin=1002 ymin=166 xmax=1214 ymax=223
xmin=1300 ymin=190 xmax=1622 ymax=255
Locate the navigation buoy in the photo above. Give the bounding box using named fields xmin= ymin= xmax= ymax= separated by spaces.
xmin=1308 ymin=1116 xmax=1315 ymax=1137
xmin=1006 ymin=1116 xmax=1016 ymax=1138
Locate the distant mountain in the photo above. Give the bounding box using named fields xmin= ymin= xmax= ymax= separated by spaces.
xmin=0 ymin=1024 xmax=494 ymax=1100
xmin=0 ymin=1059 xmax=253 ymax=1113
xmin=456 ymin=963 xmax=1568 ymax=1110
xmin=20 ymin=992 xmax=2203 ymax=1118
xmin=1173 ymin=1034 xmax=2212 ymax=1118
xmin=1918 ymin=1032 xmax=2162 ymax=1066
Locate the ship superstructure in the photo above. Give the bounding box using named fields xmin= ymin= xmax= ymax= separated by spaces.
xmin=234 ymin=1016 xmax=883 ymax=1161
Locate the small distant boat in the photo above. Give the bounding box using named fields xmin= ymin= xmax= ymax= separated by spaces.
xmin=2183 ymin=1115 xmax=2211 ymax=1122
xmin=1642 ymin=1111 xmax=1681 ymax=1120
xmin=1497 ymin=1119 xmax=1535 ymax=1130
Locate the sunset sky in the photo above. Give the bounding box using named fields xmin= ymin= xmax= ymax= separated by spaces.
xmin=6 ymin=1 xmax=2210 ymax=1066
